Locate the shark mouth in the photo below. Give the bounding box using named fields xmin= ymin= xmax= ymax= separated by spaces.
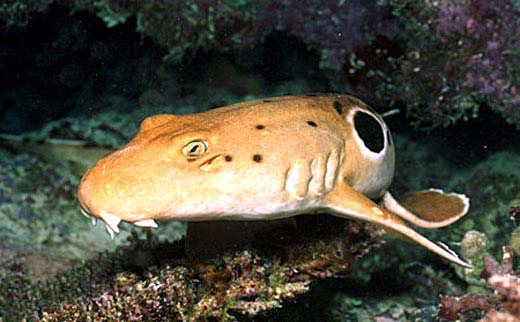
xmin=78 ymin=199 xmax=157 ymax=239
xmin=79 ymin=200 xmax=98 ymax=226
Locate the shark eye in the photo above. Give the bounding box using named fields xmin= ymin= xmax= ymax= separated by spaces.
xmin=183 ymin=140 xmax=208 ymax=157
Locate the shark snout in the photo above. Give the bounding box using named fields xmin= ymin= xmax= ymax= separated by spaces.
xmin=77 ymin=157 xmax=162 ymax=239
xmin=77 ymin=172 xmax=124 ymax=239
xmin=77 ymin=169 xmax=98 ymax=219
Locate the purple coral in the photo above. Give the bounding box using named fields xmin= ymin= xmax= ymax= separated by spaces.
xmin=367 ymin=0 xmax=520 ymax=128
xmin=135 ymin=0 xmax=398 ymax=71
xmin=257 ymin=0 xmax=398 ymax=71
xmin=438 ymin=247 xmax=520 ymax=321
xmin=434 ymin=0 xmax=520 ymax=123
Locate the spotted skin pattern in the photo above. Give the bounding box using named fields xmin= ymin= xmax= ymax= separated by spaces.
xmin=78 ymin=94 xmax=471 ymax=268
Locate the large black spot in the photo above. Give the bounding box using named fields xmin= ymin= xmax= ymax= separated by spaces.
xmin=354 ymin=111 xmax=385 ymax=153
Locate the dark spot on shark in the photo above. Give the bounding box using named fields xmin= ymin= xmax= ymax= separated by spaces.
xmin=354 ymin=111 xmax=384 ymax=153
xmin=253 ymin=154 xmax=262 ymax=162
xmin=225 ymin=155 xmax=232 ymax=162
xmin=256 ymin=125 xmax=265 ymax=130
xmin=333 ymin=101 xmax=343 ymax=115
xmin=307 ymin=121 xmax=317 ymax=127
xmin=263 ymin=99 xmax=273 ymax=103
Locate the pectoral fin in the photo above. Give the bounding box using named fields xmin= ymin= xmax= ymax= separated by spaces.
xmin=383 ymin=189 xmax=469 ymax=229
xmin=324 ymin=183 xmax=472 ymax=268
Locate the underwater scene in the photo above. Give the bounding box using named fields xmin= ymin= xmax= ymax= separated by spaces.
xmin=0 ymin=1 xmax=519 ymax=321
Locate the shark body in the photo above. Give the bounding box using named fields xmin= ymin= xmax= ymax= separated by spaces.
xmin=78 ymin=94 xmax=471 ymax=268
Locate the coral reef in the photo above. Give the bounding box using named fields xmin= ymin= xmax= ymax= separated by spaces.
xmin=2 ymin=1 xmax=396 ymax=68
xmin=2 ymin=1 xmax=518 ymax=129
xmin=374 ymin=0 xmax=520 ymax=129
xmin=1 ymin=219 xmax=383 ymax=321
xmin=0 ymin=2 xmax=519 ymax=321
xmin=438 ymin=246 xmax=520 ymax=321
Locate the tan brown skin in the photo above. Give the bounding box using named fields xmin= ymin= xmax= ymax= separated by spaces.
xmin=382 ymin=189 xmax=470 ymax=229
xmin=79 ymin=95 xmax=389 ymax=222
xmin=400 ymin=190 xmax=468 ymax=222
xmin=78 ymin=94 xmax=471 ymax=268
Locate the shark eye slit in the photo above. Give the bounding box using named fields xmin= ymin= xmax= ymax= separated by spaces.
xmin=182 ymin=140 xmax=208 ymax=157
xmin=307 ymin=121 xmax=318 ymax=127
